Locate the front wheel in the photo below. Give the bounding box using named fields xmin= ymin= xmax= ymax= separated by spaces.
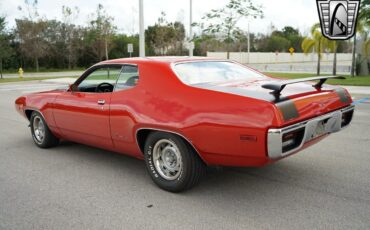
xmin=144 ymin=132 xmax=205 ymax=192
xmin=30 ymin=111 xmax=59 ymax=148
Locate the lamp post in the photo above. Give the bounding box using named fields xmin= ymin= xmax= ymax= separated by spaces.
xmin=189 ymin=0 xmax=194 ymax=56
xmin=139 ymin=0 xmax=145 ymax=57
xmin=247 ymin=21 xmax=250 ymax=63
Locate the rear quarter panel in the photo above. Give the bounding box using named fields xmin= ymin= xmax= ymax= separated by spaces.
xmin=119 ymin=62 xmax=281 ymax=166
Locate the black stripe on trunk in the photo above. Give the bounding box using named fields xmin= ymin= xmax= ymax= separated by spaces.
xmin=276 ymin=100 xmax=299 ymax=121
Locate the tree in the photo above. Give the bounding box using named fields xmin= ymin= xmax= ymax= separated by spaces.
xmin=169 ymin=21 xmax=186 ymax=55
xmin=267 ymin=34 xmax=291 ymax=52
xmin=109 ymin=34 xmax=139 ymax=58
xmin=0 ymin=17 xmax=14 ymax=78
xmin=193 ymin=34 xmax=223 ymax=56
xmin=302 ymin=23 xmax=335 ymax=75
xmin=359 ymin=0 xmax=370 ymax=27
xmin=281 ymin=26 xmax=304 ymax=52
xmin=199 ymin=0 xmax=263 ymax=59
xmin=15 ymin=19 xmax=48 ymax=72
xmin=86 ymin=4 xmax=116 ymax=61
xmin=62 ymin=6 xmax=81 ymax=69
xmin=146 ymin=12 xmax=168 ymax=55
xmin=16 ymin=0 xmax=48 ymax=72
xmin=145 ymin=12 xmax=186 ymax=55
xmin=353 ymin=0 xmax=370 ymax=76
xmin=233 ymin=29 xmax=248 ymax=52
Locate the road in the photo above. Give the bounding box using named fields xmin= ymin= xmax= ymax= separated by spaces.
xmin=0 ymin=81 xmax=369 ymax=230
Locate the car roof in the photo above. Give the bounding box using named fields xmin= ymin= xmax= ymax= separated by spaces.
xmin=99 ymin=56 xmax=225 ymax=65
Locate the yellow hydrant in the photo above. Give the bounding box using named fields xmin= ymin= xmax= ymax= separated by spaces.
xmin=18 ymin=68 xmax=24 ymax=79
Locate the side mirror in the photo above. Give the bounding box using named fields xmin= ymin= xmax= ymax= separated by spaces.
xmin=68 ymin=84 xmax=78 ymax=92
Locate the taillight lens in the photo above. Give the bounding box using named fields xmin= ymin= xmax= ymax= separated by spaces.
xmin=282 ymin=128 xmax=305 ymax=152
xmin=341 ymin=110 xmax=354 ymax=127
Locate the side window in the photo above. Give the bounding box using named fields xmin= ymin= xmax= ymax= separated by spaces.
xmin=78 ymin=66 xmax=122 ymax=93
xmin=114 ymin=65 xmax=139 ymax=91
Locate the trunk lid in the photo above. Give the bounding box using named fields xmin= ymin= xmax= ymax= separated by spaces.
xmin=193 ymin=78 xmax=352 ymax=125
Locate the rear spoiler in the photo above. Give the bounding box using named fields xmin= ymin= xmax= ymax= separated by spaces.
xmin=262 ymin=76 xmax=345 ymax=96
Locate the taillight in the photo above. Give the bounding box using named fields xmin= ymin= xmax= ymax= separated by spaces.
xmin=341 ymin=110 xmax=353 ymax=127
xmin=282 ymin=128 xmax=305 ymax=152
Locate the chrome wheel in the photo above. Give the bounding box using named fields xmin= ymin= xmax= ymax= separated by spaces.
xmin=152 ymin=139 xmax=183 ymax=180
xmin=33 ymin=116 xmax=45 ymax=144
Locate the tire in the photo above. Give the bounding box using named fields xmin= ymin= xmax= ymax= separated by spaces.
xmin=144 ymin=131 xmax=205 ymax=192
xmin=30 ymin=111 xmax=59 ymax=148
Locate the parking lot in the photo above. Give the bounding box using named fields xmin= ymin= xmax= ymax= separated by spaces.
xmin=0 ymin=81 xmax=369 ymax=230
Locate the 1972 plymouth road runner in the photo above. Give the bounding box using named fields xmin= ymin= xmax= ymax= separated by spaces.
xmin=15 ymin=57 xmax=354 ymax=192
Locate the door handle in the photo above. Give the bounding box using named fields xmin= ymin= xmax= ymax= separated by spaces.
xmin=97 ymin=99 xmax=105 ymax=105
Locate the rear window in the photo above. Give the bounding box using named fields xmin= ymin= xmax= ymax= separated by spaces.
xmin=173 ymin=61 xmax=266 ymax=85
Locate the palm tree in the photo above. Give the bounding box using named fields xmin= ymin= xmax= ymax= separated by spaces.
xmin=351 ymin=0 xmax=369 ymax=77
xmin=302 ymin=23 xmax=335 ymax=75
xmin=365 ymin=39 xmax=370 ymax=57
xmin=330 ymin=41 xmax=338 ymax=76
xmin=350 ymin=22 xmax=363 ymax=77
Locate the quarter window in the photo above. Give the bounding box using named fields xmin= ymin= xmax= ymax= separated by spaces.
xmin=114 ymin=65 xmax=139 ymax=91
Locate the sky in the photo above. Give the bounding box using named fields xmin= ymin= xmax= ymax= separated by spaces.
xmin=0 ymin=0 xmax=319 ymax=36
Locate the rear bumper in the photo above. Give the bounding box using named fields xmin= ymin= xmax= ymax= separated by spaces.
xmin=267 ymin=105 xmax=355 ymax=159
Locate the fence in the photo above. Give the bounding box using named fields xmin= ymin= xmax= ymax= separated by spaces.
xmin=207 ymin=52 xmax=354 ymax=74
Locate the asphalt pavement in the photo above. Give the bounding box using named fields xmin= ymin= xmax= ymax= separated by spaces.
xmin=0 ymin=81 xmax=369 ymax=230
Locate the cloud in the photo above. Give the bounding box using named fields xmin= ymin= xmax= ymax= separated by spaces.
xmin=0 ymin=0 xmax=319 ymax=35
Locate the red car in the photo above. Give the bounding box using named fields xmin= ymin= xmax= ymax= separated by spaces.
xmin=15 ymin=57 xmax=354 ymax=192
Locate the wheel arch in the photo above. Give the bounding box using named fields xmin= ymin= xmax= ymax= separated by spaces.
xmin=24 ymin=109 xmax=46 ymax=121
xmin=135 ymin=128 xmax=207 ymax=164
xmin=24 ymin=109 xmax=34 ymax=120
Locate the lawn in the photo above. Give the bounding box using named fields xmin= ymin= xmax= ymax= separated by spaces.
xmin=0 ymin=76 xmax=76 ymax=83
xmin=264 ymin=72 xmax=370 ymax=86
xmin=1 ymin=68 xmax=84 ymax=74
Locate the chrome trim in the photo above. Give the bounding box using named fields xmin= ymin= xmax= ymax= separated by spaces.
xmin=267 ymin=105 xmax=355 ymax=159
xmin=97 ymin=99 xmax=106 ymax=105
xmin=135 ymin=127 xmax=206 ymax=162
xmin=341 ymin=104 xmax=355 ymax=113
xmin=32 ymin=115 xmax=45 ymax=144
xmin=152 ymin=139 xmax=183 ymax=180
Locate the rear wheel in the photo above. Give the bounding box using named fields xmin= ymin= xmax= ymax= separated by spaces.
xmin=30 ymin=111 xmax=59 ymax=148
xmin=144 ymin=132 xmax=205 ymax=192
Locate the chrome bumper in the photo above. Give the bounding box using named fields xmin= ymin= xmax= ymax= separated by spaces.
xmin=267 ymin=105 xmax=355 ymax=159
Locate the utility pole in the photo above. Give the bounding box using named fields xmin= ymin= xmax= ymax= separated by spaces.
xmin=139 ymin=0 xmax=145 ymax=57
xmin=189 ymin=0 xmax=194 ymax=56
xmin=247 ymin=21 xmax=250 ymax=64
xmin=351 ymin=34 xmax=356 ymax=77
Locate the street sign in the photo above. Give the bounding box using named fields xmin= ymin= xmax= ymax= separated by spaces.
xmin=127 ymin=43 xmax=133 ymax=57
xmin=289 ymin=47 xmax=295 ymax=55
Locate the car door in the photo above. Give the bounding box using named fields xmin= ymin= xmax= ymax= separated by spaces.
xmin=53 ymin=65 xmax=122 ymax=150
xmin=109 ymin=64 xmax=142 ymax=156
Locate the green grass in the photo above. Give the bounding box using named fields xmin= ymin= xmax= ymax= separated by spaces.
xmin=0 ymin=76 xmax=76 ymax=83
xmin=1 ymin=68 xmax=84 ymax=74
xmin=264 ymin=72 xmax=370 ymax=86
